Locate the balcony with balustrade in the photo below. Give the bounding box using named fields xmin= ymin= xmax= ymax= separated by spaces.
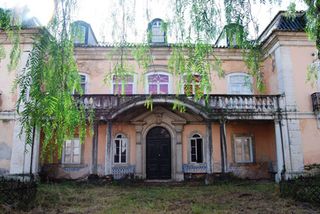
xmin=74 ymin=94 xmax=282 ymax=121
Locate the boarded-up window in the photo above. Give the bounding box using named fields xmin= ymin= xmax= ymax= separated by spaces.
xmin=63 ymin=139 xmax=81 ymax=164
xmin=233 ymin=136 xmax=253 ymax=163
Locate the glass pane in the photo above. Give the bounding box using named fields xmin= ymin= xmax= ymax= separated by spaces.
xmin=235 ymin=139 xmax=243 ymax=162
xmin=149 ymin=84 xmax=157 ymax=94
xmin=121 ymin=153 xmax=126 ymax=163
xmin=159 ymin=74 xmax=169 ymax=82
xmin=80 ymin=75 xmax=86 ymax=82
xmin=114 ymin=154 xmax=119 ymax=163
xmin=64 ymin=155 xmax=71 ymax=163
xmin=159 ymin=84 xmax=168 ymax=94
xmin=125 ymin=84 xmax=133 ymax=94
xmin=191 ymin=154 xmax=197 ymax=162
xmin=196 ymin=138 xmax=203 ymax=163
xmin=243 ymin=138 xmax=251 ymax=162
xmin=73 ymin=147 xmax=80 ymax=155
xmin=73 ymin=155 xmax=80 ymax=163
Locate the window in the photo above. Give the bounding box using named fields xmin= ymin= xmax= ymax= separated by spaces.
xmin=113 ymin=75 xmax=134 ymax=95
xmin=151 ymin=20 xmax=165 ymax=43
xmin=74 ymin=74 xmax=87 ymax=94
xmin=80 ymin=74 xmax=87 ymax=93
xmin=233 ymin=135 xmax=253 ymax=163
xmin=183 ymin=74 xmax=202 ymax=95
xmin=190 ymin=134 xmax=203 ymax=163
xmin=63 ymin=139 xmax=81 ymax=164
xmin=114 ymin=134 xmax=128 ymax=164
xmin=147 ymin=73 xmax=170 ymax=94
xmin=227 ymin=73 xmax=253 ymax=94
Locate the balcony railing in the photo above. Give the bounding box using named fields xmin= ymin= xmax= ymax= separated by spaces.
xmin=74 ymin=94 xmax=281 ymax=119
xmin=311 ymin=92 xmax=320 ymax=112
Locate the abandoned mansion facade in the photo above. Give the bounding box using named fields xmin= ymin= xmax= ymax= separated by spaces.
xmin=0 ymin=11 xmax=319 ymax=181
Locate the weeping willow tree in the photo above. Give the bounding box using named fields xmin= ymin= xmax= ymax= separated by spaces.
xmin=0 ymin=8 xmax=21 ymax=71
xmin=15 ymin=0 xmax=89 ymax=164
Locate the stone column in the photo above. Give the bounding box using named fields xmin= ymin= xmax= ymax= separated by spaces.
xmin=134 ymin=123 xmax=144 ymax=178
xmin=92 ymin=121 xmax=99 ymax=174
xmin=105 ymin=120 xmax=112 ymax=175
xmin=219 ymin=119 xmax=227 ymax=173
xmin=274 ymin=119 xmax=285 ymax=182
xmin=173 ymin=123 xmax=184 ymax=181
xmin=206 ymin=121 xmax=213 ymax=173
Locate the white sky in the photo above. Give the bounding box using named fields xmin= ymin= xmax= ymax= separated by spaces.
xmin=0 ymin=0 xmax=307 ymax=43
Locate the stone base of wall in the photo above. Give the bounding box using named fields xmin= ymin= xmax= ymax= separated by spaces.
xmin=228 ymin=162 xmax=275 ymax=180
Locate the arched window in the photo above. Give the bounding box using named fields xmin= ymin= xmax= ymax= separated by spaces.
xmin=190 ymin=134 xmax=203 ymax=163
xmin=146 ymin=72 xmax=170 ymax=94
xmin=112 ymin=75 xmax=134 ymax=95
xmin=148 ymin=19 xmax=166 ymax=43
xmin=227 ymin=73 xmax=253 ymax=95
xmin=114 ymin=134 xmax=128 ymax=164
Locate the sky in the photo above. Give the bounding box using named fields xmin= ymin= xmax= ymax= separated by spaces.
xmin=0 ymin=0 xmax=307 ymax=43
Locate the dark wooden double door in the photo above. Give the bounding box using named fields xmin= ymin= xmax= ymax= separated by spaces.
xmin=146 ymin=127 xmax=171 ymax=179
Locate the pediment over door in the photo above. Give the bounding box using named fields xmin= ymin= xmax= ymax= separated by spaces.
xmin=130 ymin=106 xmax=187 ymax=126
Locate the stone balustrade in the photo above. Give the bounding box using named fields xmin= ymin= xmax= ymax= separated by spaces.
xmin=73 ymin=94 xmax=281 ymax=119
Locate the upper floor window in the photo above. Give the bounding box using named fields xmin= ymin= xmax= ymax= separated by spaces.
xmin=233 ymin=135 xmax=253 ymax=163
xmin=63 ymin=139 xmax=81 ymax=164
xmin=146 ymin=72 xmax=170 ymax=94
xmin=148 ymin=19 xmax=166 ymax=44
xmin=80 ymin=74 xmax=87 ymax=93
xmin=227 ymin=73 xmax=253 ymax=95
xmin=114 ymin=134 xmax=128 ymax=164
xmin=190 ymin=134 xmax=203 ymax=163
xmin=183 ymin=74 xmax=202 ymax=95
xmin=113 ymin=75 xmax=134 ymax=95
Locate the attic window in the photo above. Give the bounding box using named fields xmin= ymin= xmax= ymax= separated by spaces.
xmin=149 ymin=19 xmax=166 ymax=44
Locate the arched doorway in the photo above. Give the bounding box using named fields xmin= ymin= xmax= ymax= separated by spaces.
xmin=146 ymin=126 xmax=171 ymax=179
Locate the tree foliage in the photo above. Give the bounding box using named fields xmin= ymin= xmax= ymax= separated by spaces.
xmin=15 ymin=0 xmax=90 ymax=161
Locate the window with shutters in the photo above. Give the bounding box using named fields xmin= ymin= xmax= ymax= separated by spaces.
xmin=113 ymin=134 xmax=128 ymax=164
xmin=233 ymin=135 xmax=253 ymax=163
xmin=63 ymin=139 xmax=81 ymax=164
xmin=190 ymin=134 xmax=203 ymax=163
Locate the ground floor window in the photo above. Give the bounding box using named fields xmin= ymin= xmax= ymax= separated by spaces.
xmin=233 ymin=135 xmax=253 ymax=163
xmin=63 ymin=139 xmax=81 ymax=164
xmin=114 ymin=134 xmax=128 ymax=164
xmin=190 ymin=134 xmax=203 ymax=163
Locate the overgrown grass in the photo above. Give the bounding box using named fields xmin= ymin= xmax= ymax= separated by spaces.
xmin=2 ymin=181 xmax=319 ymax=213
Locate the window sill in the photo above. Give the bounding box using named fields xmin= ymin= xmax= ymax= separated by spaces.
xmin=61 ymin=163 xmax=87 ymax=168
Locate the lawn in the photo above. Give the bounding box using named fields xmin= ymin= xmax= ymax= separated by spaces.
xmin=2 ymin=181 xmax=319 ymax=213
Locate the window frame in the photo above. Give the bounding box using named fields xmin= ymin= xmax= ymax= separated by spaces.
xmin=73 ymin=73 xmax=88 ymax=94
xmin=182 ymin=74 xmax=203 ymax=95
xmin=151 ymin=20 xmax=165 ymax=43
xmin=113 ymin=133 xmax=129 ymax=165
xmin=232 ymin=134 xmax=254 ymax=164
xmin=62 ymin=138 xmax=82 ymax=165
xmin=111 ymin=74 xmax=135 ymax=95
xmin=145 ymin=71 xmax=172 ymax=94
xmin=227 ymin=72 xmax=253 ymax=95
xmin=189 ymin=133 xmax=204 ymax=164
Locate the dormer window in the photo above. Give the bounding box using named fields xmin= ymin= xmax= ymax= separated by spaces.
xmin=148 ymin=18 xmax=166 ymax=44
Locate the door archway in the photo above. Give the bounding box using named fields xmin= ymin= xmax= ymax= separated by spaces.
xmin=146 ymin=126 xmax=171 ymax=179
